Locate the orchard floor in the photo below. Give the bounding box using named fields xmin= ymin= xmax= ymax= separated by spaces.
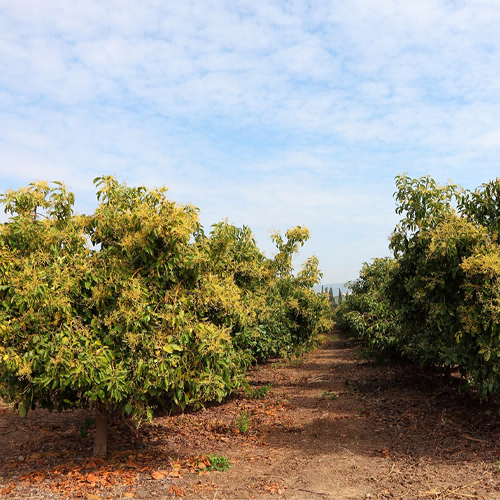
xmin=1 ymin=328 xmax=500 ymax=499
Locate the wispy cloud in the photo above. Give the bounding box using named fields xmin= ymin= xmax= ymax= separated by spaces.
xmin=1 ymin=0 xmax=500 ymax=280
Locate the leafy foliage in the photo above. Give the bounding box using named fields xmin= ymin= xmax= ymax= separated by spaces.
xmin=0 ymin=177 xmax=332 ymax=453
xmin=236 ymin=411 xmax=250 ymax=433
xmin=337 ymin=174 xmax=500 ymax=398
xmin=244 ymin=383 xmax=272 ymax=399
xmin=207 ymin=454 xmax=232 ymax=472
xmin=335 ymin=258 xmax=399 ymax=357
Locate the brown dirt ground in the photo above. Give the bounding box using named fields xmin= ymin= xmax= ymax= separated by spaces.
xmin=1 ymin=327 xmax=500 ymax=499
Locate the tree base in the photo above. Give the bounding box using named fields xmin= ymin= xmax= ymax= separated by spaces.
xmin=93 ymin=405 xmax=108 ymax=457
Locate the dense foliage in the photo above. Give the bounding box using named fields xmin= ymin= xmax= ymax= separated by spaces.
xmin=0 ymin=177 xmax=332 ymax=455
xmin=336 ymin=174 xmax=500 ymax=398
xmin=334 ymin=257 xmax=399 ymax=358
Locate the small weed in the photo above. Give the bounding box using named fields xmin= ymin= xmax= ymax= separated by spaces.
xmin=272 ymin=355 xmax=304 ymax=369
xmin=271 ymin=361 xmax=286 ymax=369
xmin=289 ymin=357 xmax=305 ymax=367
xmin=345 ymin=380 xmax=358 ymax=395
xmin=208 ymin=454 xmax=232 ymax=472
xmin=495 ymin=461 xmax=500 ymax=472
xmin=354 ymin=407 xmax=365 ymax=416
xmin=321 ymin=391 xmax=339 ymax=400
xmin=236 ymin=411 xmax=250 ymax=433
xmin=245 ymin=383 xmax=272 ymax=399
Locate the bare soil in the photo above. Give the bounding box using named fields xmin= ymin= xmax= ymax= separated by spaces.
xmin=1 ymin=328 xmax=500 ymax=499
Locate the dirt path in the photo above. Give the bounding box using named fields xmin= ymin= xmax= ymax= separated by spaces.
xmin=1 ymin=329 xmax=500 ymax=499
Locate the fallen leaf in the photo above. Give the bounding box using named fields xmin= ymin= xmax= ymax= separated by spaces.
xmin=263 ymin=482 xmax=286 ymax=495
xmin=169 ymin=485 xmax=186 ymax=497
xmin=124 ymin=493 xmax=135 ymax=498
xmin=0 ymin=483 xmax=16 ymax=495
xmin=151 ymin=471 xmax=165 ymax=480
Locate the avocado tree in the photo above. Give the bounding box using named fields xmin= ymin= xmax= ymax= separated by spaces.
xmin=0 ymin=177 xmax=332 ymax=456
xmin=335 ymin=257 xmax=399 ymax=356
xmin=387 ymin=174 xmax=500 ymax=394
xmin=338 ymin=174 xmax=500 ymax=398
xmin=0 ymin=178 xmax=250 ymax=456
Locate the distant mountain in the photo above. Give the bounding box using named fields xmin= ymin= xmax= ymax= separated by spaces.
xmin=313 ymin=282 xmax=351 ymax=294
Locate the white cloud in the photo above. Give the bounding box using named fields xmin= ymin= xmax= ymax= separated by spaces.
xmin=1 ymin=0 xmax=500 ymax=280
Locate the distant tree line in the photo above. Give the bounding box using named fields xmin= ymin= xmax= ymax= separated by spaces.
xmin=320 ymin=285 xmax=348 ymax=310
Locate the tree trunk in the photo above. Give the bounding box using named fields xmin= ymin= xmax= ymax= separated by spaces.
xmin=93 ymin=404 xmax=109 ymax=457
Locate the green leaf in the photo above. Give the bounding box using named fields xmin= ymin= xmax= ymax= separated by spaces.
xmin=18 ymin=402 xmax=27 ymax=418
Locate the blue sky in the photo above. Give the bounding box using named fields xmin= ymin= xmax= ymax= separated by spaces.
xmin=1 ymin=0 xmax=500 ymax=283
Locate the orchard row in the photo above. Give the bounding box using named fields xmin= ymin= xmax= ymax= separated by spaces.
xmin=0 ymin=177 xmax=332 ymax=455
xmin=337 ymin=174 xmax=500 ymax=400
